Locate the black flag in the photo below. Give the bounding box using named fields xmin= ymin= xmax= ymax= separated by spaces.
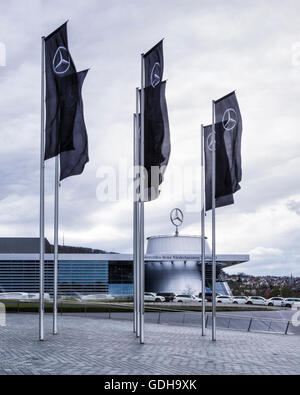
xmin=144 ymin=40 xmax=164 ymax=89
xmin=215 ymin=91 xmax=243 ymax=194
xmin=44 ymin=22 xmax=77 ymax=160
xmin=204 ymin=125 xmax=234 ymax=211
xmin=60 ymin=70 xmax=89 ymax=181
xmin=143 ymin=40 xmax=170 ymax=201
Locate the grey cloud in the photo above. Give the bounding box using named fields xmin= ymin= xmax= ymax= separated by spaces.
xmin=287 ymin=200 xmax=300 ymax=216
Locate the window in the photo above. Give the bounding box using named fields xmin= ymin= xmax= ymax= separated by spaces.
xmin=109 ymin=261 xmax=133 ymax=284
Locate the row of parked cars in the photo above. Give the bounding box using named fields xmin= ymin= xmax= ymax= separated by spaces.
xmin=216 ymin=295 xmax=300 ymax=308
xmin=144 ymin=292 xmax=201 ymax=303
xmin=144 ymin=292 xmax=300 ymax=308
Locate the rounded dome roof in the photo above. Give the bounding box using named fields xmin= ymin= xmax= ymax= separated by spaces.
xmin=146 ymin=235 xmax=211 ymax=255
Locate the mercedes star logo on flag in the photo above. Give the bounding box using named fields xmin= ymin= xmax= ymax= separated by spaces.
xmin=150 ymin=62 xmax=161 ymax=88
xmin=53 ymin=46 xmax=71 ymax=75
xmin=222 ymin=108 xmax=237 ymax=131
xmin=207 ymin=132 xmax=214 ymax=152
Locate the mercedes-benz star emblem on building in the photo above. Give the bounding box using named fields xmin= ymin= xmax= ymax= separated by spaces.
xmin=53 ymin=46 xmax=71 ymax=75
xmin=150 ymin=62 xmax=161 ymax=88
xmin=170 ymin=208 xmax=184 ymax=237
xmin=222 ymin=108 xmax=238 ymax=131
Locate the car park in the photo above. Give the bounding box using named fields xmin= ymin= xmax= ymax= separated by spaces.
xmin=216 ymin=295 xmax=234 ymax=304
xmin=174 ymin=295 xmax=201 ymax=303
xmin=246 ymin=296 xmax=266 ymax=305
xmin=265 ymin=297 xmax=284 ymax=307
xmin=281 ymin=298 xmax=300 ymax=308
xmin=156 ymin=293 xmax=176 ymax=302
xmin=144 ymin=292 xmax=165 ymax=302
xmin=232 ymin=296 xmax=248 ymax=304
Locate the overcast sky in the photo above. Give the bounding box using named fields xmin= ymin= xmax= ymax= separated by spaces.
xmin=0 ymin=0 xmax=300 ymax=276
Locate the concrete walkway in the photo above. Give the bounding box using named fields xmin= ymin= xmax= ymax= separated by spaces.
xmin=0 ymin=314 xmax=300 ymax=375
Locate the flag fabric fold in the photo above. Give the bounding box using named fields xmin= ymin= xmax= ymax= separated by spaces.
xmin=204 ymin=125 xmax=234 ymax=211
xmin=59 ymin=70 xmax=89 ymax=181
xmin=142 ymin=40 xmax=170 ymax=201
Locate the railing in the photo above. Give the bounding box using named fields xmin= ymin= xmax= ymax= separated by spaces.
xmin=59 ymin=302 xmax=295 ymax=336
xmin=0 ymin=300 xmax=296 ymax=335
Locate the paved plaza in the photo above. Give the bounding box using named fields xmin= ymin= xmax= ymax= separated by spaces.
xmin=0 ymin=313 xmax=300 ymax=375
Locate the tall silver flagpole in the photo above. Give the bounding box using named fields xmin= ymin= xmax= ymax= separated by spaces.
xmin=39 ymin=36 xmax=46 ymax=341
xmin=140 ymin=54 xmax=145 ymax=344
xmin=136 ymin=89 xmax=141 ymax=339
xmin=133 ymin=112 xmax=137 ymax=334
xmin=53 ymin=155 xmax=59 ymax=335
xmin=212 ymin=101 xmax=217 ymax=342
xmin=201 ymin=125 xmax=206 ymax=337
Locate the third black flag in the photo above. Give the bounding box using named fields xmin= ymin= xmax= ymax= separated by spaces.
xmin=215 ymin=91 xmax=243 ymax=194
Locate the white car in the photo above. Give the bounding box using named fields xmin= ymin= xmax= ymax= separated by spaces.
xmin=232 ymin=296 xmax=248 ymax=305
xmin=281 ymin=298 xmax=300 ymax=308
xmin=216 ymin=295 xmax=234 ymax=304
xmin=144 ymin=292 xmax=165 ymax=302
xmin=265 ymin=297 xmax=284 ymax=307
xmin=246 ymin=296 xmax=266 ymax=305
xmin=0 ymin=292 xmax=29 ymax=300
xmin=174 ymin=295 xmax=201 ymax=303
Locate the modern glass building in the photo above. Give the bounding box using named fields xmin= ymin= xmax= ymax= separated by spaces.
xmin=0 ymin=237 xmax=249 ymax=297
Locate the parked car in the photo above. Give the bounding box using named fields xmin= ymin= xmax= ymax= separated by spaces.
xmin=232 ymin=296 xmax=248 ymax=304
xmin=199 ymin=292 xmax=222 ymax=302
xmin=246 ymin=296 xmax=266 ymax=305
xmin=281 ymin=298 xmax=300 ymax=308
xmin=0 ymin=292 xmax=51 ymax=301
xmin=216 ymin=295 xmax=234 ymax=304
xmin=144 ymin=292 xmax=165 ymax=302
xmin=156 ymin=293 xmax=175 ymax=302
xmin=0 ymin=292 xmax=30 ymax=301
xmin=265 ymin=297 xmax=284 ymax=307
xmin=174 ymin=295 xmax=201 ymax=303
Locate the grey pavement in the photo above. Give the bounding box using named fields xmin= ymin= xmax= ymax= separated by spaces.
xmin=0 ymin=313 xmax=300 ymax=375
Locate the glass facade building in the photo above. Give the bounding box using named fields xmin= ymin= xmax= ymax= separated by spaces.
xmin=0 ymin=237 xmax=249 ymax=297
xmin=0 ymin=258 xmax=134 ymax=296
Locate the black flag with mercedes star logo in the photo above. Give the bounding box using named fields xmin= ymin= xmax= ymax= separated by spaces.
xmin=44 ymin=22 xmax=77 ymax=160
xmin=204 ymin=124 xmax=234 ymax=211
xmin=215 ymin=91 xmax=243 ymax=195
xmin=143 ymin=40 xmax=171 ymax=202
xmin=60 ymin=70 xmax=89 ymax=181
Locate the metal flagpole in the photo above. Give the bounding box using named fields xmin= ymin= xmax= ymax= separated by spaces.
xmin=211 ymin=101 xmax=217 ymax=342
xmin=39 ymin=36 xmax=46 ymax=341
xmin=135 ymin=89 xmax=141 ymax=339
xmin=133 ymin=113 xmax=137 ymax=334
xmin=53 ymin=155 xmax=59 ymax=335
xmin=133 ymin=112 xmax=137 ymax=334
xmin=201 ymin=125 xmax=206 ymax=337
xmin=140 ymin=54 xmax=145 ymax=344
